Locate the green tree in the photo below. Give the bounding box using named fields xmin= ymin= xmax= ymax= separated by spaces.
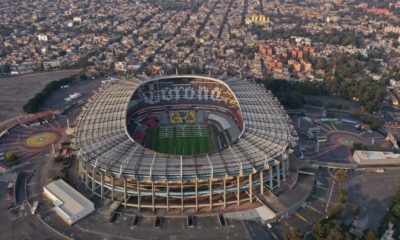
xmin=312 ymin=221 xmax=327 ymax=240
xmin=283 ymin=228 xmax=304 ymax=240
xmin=362 ymin=229 xmax=378 ymax=240
xmin=393 ymin=41 xmax=399 ymax=49
xmin=352 ymin=206 xmax=360 ymax=217
xmin=392 ymin=204 xmax=400 ymax=218
xmin=372 ymin=143 xmax=382 ymax=151
xmin=339 ymin=188 xmax=349 ymax=205
xmin=333 ymin=170 xmax=348 ymax=185
xmin=5 ymin=151 xmax=17 ymax=162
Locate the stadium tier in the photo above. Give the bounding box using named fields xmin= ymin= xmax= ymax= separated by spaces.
xmin=74 ymin=75 xmax=298 ymax=211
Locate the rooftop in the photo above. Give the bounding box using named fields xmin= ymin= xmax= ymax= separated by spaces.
xmin=44 ymin=179 xmax=94 ymax=217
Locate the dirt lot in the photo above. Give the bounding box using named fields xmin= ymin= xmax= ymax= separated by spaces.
xmin=0 ymin=70 xmax=81 ymax=121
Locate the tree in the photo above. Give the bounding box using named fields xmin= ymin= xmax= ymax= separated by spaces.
xmin=372 ymin=144 xmax=382 ymax=151
xmin=333 ymin=169 xmax=348 ymax=185
xmin=392 ymin=204 xmax=400 ymax=218
xmin=312 ymin=221 xmax=327 ymax=240
xmin=5 ymin=151 xmax=17 ymax=162
xmin=393 ymin=41 xmax=399 ymax=49
xmin=370 ymin=118 xmax=382 ymax=131
xmin=283 ymin=228 xmax=304 ymax=240
xmin=362 ymin=229 xmax=378 ymax=240
xmin=352 ymin=206 xmax=360 ymax=217
xmin=339 ymin=188 xmax=349 ymax=205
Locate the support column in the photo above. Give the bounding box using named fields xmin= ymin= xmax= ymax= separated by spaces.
xmin=84 ymin=164 xmax=89 ymax=189
xmin=152 ymin=180 xmax=155 ymax=211
xmin=209 ymin=178 xmax=213 ymax=209
xmin=181 ymin=180 xmax=184 ymax=212
xmin=277 ymin=163 xmax=281 ymax=188
xmin=123 ymin=177 xmax=127 ymax=209
xmin=137 ymin=179 xmax=141 ymax=210
xmin=249 ymin=174 xmax=253 ymax=203
xmin=91 ymin=168 xmax=96 ymax=194
xmin=195 ymin=179 xmax=198 ymax=211
xmin=286 ymin=156 xmax=290 ymax=172
xmin=237 ymin=175 xmax=240 ymax=206
xmin=260 ymin=170 xmax=264 ymax=195
xmin=269 ymin=166 xmax=273 ymax=191
xmin=111 ymin=175 xmax=114 ymax=201
xmin=100 ymin=171 xmax=104 ymax=199
xmin=282 ymin=160 xmax=287 ymax=182
xmin=223 ymin=177 xmax=227 ymax=208
xmin=166 ymin=180 xmax=169 ymax=211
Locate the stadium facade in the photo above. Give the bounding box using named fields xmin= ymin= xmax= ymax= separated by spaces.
xmin=74 ymin=75 xmax=298 ymax=211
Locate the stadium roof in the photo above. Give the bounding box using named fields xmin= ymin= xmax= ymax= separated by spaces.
xmin=75 ymin=75 xmax=298 ymax=179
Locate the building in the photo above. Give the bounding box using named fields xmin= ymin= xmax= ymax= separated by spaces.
xmin=43 ymin=179 xmax=95 ymax=225
xmin=74 ymin=75 xmax=298 ymax=212
xmin=384 ymin=26 xmax=400 ymax=34
xmin=37 ymin=34 xmax=48 ymax=42
xmin=353 ymin=151 xmax=400 ymax=165
xmin=43 ymin=60 xmax=61 ymax=70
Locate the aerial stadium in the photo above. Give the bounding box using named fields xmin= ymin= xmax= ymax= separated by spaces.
xmin=74 ymin=75 xmax=298 ymax=212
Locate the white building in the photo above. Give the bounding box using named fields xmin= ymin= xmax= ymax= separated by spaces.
xmin=37 ymin=34 xmax=48 ymax=42
xmin=353 ymin=151 xmax=400 ymax=165
xmin=43 ymin=179 xmax=95 ymax=225
xmin=73 ymin=17 xmax=82 ymax=23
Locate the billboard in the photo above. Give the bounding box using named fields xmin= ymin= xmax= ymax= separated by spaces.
xmin=169 ymin=111 xmax=196 ymax=124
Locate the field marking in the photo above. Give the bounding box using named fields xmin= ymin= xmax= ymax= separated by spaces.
xmin=293 ymin=212 xmax=310 ymax=224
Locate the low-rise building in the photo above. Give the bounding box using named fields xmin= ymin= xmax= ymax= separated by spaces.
xmin=353 ymin=151 xmax=400 ymax=165
xmin=43 ymin=179 xmax=95 ymax=225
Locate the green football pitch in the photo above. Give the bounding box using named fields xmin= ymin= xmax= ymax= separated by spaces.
xmin=143 ymin=125 xmax=216 ymax=156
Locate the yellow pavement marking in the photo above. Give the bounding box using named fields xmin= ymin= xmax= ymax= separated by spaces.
xmin=311 ymin=194 xmax=327 ymax=203
xmin=293 ymin=212 xmax=310 ymax=224
xmin=318 ymin=125 xmax=331 ymax=133
xmin=325 ymin=124 xmax=333 ymax=131
xmin=306 ymin=205 xmax=322 ymax=214
xmin=331 ymin=124 xmax=338 ymax=131
xmin=358 ymin=131 xmax=366 ymax=136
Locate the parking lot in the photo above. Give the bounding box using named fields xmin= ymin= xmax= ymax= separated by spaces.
xmin=0 ymin=70 xmax=80 ymax=122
